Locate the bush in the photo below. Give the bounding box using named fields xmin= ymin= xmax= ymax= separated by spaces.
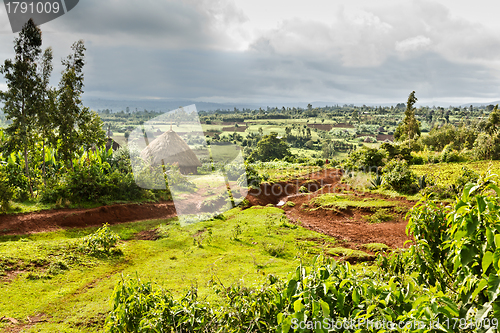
xmin=345 ymin=147 xmax=385 ymax=172
xmin=239 ymin=163 xmax=261 ymax=189
xmin=454 ymin=166 xmax=479 ymax=193
xmin=382 ymin=159 xmax=418 ymax=194
xmin=81 ymin=224 xmax=120 ymax=255
xmin=40 ymin=161 xmax=146 ymax=204
xmin=0 ymin=168 xmax=14 ymax=211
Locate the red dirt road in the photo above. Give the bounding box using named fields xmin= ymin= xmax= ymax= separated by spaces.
xmin=0 ymin=202 xmax=176 ymax=235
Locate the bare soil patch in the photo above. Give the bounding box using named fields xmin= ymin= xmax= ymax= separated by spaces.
xmin=0 ymin=202 xmax=176 ymax=236
xmin=247 ymin=168 xmax=415 ymax=249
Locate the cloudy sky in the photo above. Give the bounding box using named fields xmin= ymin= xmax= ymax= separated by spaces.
xmin=1 ymin=0 xmax=500 ymax=106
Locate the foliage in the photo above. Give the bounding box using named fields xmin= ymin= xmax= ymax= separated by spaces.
xmin=40 ymin=154 xmax=145 ymax=204
xmin=382 ymin=159 xmax=418 ymax=194
xmin=364 ymin=208 xmax=394 ymax=223
xmin=379 ymin=142 xmax=412 ymax=162
xmin=239 ymin=162 xmax=262 ymax=189
xmin=344 ymin=147 xmax=385 ymax=172
xmin=81 ymin=223 xmax=120 ymax=255
xmin=419 ymin=123 xmax=477 ymax=151
xmin=401 ymin=175 xmax=500 ymax=322
xmin=394 ymin=91 xmax=421 ymax=143
xmin=369 ymin=174 xmax=383 ymax=189
xmin=0 ymin=167 xmax=14 ymax=211
xmin=0 ymin=19 xmax=43 ymax=197
xmin=249 ymin=132 xmax=292 ymax=162
xmin=454 ymin=167 xmax=480 ymax=193
xmin=57 ymin=40 xmax=106 ymax=166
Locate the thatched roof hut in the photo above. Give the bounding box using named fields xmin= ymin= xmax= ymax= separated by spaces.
xmin=106 ymin=138 xmax=121 ymax=151
xmin=140 ymin=129 xmax=201 ymax=175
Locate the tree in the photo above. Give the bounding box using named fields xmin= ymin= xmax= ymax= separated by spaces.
xmin=55 ymin=40 xmax=102 ymax=168
xmin=485 ymin=104 xmax=500 ymax=136
xmin=0 ymin=18 xmax=43 ymax=197
xmin=36 ymin=47 xmax=56 ymax=185
xmin=394 ymin=91 xmax=421 ymax=148
xmin=249 ymin=132 xmax=292 ymax=162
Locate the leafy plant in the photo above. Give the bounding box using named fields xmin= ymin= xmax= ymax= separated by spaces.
xmin=382 ymin=159 xmax=418 ymax=194
xmin=262 ymin=242 xmax=286 ymax=258
xmin=417 ymin=175 xmax=427 ymax=190
xmin=0 ymin=168 xmax=14 ymax=211
xmin=364 ymin=208 xmax=394 ymax=223
xmin=81 ymin=223 xmax=120 ymax=255
xmin=231 ymin=223 xmax=242 ymax=240
xmin=369 ymin=174 xmax=383 ymax=189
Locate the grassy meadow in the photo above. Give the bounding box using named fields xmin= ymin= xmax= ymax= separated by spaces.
xmin=0 ymin=206 xmax=377 ymax=332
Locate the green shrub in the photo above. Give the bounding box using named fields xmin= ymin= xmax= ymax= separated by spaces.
xmin=81 ymin=224 xmax=120 ymax=255
xmin=262 ymin=242 xmax=286 ymax=257
xmin=344 ymin=147 xmax=385 ymax=172
xmin=454 ymin=166 xmax=479 ymax=193
xmin=0 ymin=168 xmax=14 ymax=211
xmin=420 ymin=184 xmax=454 ymax=199
xmin=364 ymin=208 xmax=394 ymax=223
xmin=382 ymin=159 xmax=418 ymax=194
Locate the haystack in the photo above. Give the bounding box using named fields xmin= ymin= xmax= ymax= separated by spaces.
xmin=140 ymin=129 xmax=201 ymax=175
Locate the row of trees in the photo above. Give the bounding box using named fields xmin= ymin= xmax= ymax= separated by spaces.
xmin=0 ymin=19 xmax=106 ymax=197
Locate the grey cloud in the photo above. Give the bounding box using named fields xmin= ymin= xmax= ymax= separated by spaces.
xmin=48 ymin=0 xmax=247 ymax=48
xmin=79 ymin=42 xmax=500 ymax=104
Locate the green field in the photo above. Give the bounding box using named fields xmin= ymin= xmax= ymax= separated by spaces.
xmin=411 ymin=160 xmax=500 ymax=186
xmin=0 ymin=206 xmax=372 ymax=331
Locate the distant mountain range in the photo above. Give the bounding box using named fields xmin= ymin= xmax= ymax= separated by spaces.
xmin=1 ymin=98 xmax=499 ymax=114
xmin=82 ymin=98 xmax=500 ymax=112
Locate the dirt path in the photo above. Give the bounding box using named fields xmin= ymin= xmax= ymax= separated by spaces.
xmin=0 ymin=202 xmax=176 ymax=236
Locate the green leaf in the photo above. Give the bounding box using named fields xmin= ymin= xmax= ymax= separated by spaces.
xmin=482 ymin=252 xmax=494 ymax=274
xmin=495 ymin=234 xmax=500 ymax=249
xmin=486 ymin=227 xmax=495 ymax=248
xmin=320 ymin=300 xmax=330 ymax=318
xmin=487 ymin=183 xmax=500 ymax=196
xmin=280 ymin=315 xmax=292 ymax=333
xmin=462 ymin=183 xmax=475 ymax=201
xmin=494 ymin=249 xmax=500 ymax=271
xmin=293 ymin=299 xmax=304 ymax=312
xmin=487 ymin=273 xmax=500 ymax=302
xmin=460 ymin=245 xmax=474 ymax=266
xmin=471 ymin=278 xmax=488 ymax=301
xmin=477 ymin=196 xmax=487 ymax=213
xmin=352 ymin=288 xmax=360 ymax=306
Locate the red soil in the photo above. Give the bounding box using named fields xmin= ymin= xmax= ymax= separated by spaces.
xmin=246 ymin=168 xmax=414 ymax=248
xmin=0 ymin=202 xmax=176 ymax=236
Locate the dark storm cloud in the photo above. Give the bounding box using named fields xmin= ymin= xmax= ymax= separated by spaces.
xmin=82 ymin=44 xmax=500 ymax=104
xmin=48 ymin=0 xmax=247 ymax=48
xmin=1 ymin=0 xmax=500 ymax=104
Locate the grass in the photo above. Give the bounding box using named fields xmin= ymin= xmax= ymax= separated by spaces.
xmin=0 ymin=206 xmax=360 ymax=332
xmin=362 ymin=243 xmax=390 ymax=252
xmin=308 ymin=193 xmax=399 ymax=211
xmin=326 ymin=247 xmax=373 ymax=260
xmin=411 ymin=160 xmax=500 ymax=187
xmin=363 ymin=208 xmax=395 ymax=223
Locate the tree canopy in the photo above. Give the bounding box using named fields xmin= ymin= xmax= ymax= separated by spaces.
xmin=249 ymin=132 xmax=291 ymax=162
xmin=394 ymin=91 xmax=421 ymax=143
